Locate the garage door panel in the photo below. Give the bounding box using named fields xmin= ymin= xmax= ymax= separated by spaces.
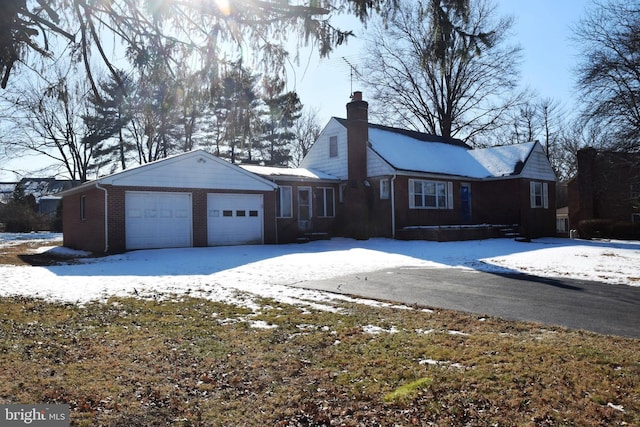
xmin=208 ymin=194 xmax=263 ymax=246
xmin=125 ymin=192 xmax=192 ymax=250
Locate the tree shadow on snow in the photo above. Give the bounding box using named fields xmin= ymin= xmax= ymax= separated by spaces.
xmin=37 ymin=237 xmax=640 ymax=283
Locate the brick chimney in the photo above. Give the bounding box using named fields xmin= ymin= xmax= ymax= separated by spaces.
xmin=344 ymin=91 xmax=370 ymax=240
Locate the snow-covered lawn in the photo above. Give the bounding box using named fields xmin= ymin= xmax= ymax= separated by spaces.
xmin=1 ymin=233 xmax=639 ymax=310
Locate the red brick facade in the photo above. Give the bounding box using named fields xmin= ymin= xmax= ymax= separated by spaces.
xmin=63 ymin=184 xmax=277 ymax=253
xmin=569 ymin=148 xmax=640 ymax=227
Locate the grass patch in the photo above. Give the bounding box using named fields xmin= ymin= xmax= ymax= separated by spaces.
xmin=0 ymin=295 xmax=639 ymax=426
xmin=384 ymin=377 xmax=434 ymax=403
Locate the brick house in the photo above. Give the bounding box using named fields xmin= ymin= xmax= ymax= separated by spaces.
xmin=297 ymin=92 xmax=557 ymax=241
xmin=568 ymin=148 xmax=640 ymax=229
xmin=60 ymin=92 xmax=557 ymax=252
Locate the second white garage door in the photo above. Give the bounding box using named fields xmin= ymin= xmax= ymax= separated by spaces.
xmin=125 ymin=191 xmax=193 ymax=250
xmin=208 ymin=193 xmax=263 ymax=245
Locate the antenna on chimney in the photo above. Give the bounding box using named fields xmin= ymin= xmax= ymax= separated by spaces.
xmin=342 ymin=57 xmax=360 ymax=97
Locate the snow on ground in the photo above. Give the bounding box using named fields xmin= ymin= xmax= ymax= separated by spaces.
xmin=1 ymin=233 xmax=639 ymax=312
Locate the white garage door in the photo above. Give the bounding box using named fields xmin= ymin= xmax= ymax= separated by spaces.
xmin=125 ymin=191 xmax=192 ymax=250
xmin=208 ymin=193 xmax=263 ymax=246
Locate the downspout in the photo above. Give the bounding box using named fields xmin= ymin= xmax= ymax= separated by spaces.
xmin=95 ymin=182 xmax=109 ymax=253
xmin=274 ymin=188 xmax=279 ymax=244
xmin=391 ymin=174 xmax=397 ymax=239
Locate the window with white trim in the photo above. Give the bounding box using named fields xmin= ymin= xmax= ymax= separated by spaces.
xmin=409 ymin=179 xmax=453 ymax=209
xmin=530 ymin=181 xmax=549 ymax=209
xmin=329 ymin=136 xmax=338 ymax=158
xmin=316 ymin=187 xmax=335 ymax=217
xmin=277 ymin=186 xmax=292 ymax=218
xmin=632 ymin=213 xmax=640 ymax=223
xmin=380 ymin=179 xmax=390 ymax=200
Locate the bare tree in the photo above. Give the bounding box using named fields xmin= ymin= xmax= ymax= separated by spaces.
xmin=359 ymin=0 xmax=523 ymax=143
xmin=574 ymin=0 xmax=640 ymax=151
xmin=290 ymin=108 xmax=323 ymax=167
xmin=0 ymin=66 xmax=95 ymax=181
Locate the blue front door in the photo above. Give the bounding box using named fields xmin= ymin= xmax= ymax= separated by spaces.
xmin=460 ymin=183 xmax=471 ymax=223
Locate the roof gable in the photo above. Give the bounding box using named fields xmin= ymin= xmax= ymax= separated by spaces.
xmin=61 ymin=150 xmax=277 ymax=195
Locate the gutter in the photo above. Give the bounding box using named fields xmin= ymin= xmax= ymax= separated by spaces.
xmin=274 ymin=188 xmax=279 ymax=245
xmin=391 ymin=174 xmax=396 ymax=239
xmin=95 ymin=182 xmax=109 ymax=253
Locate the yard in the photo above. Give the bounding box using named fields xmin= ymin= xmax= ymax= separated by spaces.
xmin=1 ymin=234 xmax=639 ymax=426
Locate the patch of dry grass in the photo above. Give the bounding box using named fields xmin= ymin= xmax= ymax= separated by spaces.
xmin=0 ymin=295 xmax=638 ymax=426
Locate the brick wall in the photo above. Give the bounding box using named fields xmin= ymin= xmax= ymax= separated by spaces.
xmin=63 ymin=185 xmax=278 ymax=253
xmin=569 ymin=149 xmax=640 ymax=227
xmin=62 ymin=187 xmax=106 ymax=253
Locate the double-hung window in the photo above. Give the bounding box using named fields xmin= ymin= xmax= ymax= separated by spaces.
xmin=316 ymin=187 xmax=335 ymax=217
xmin=277 ymin=186 xmax=292 ymax=218
xmin=409 ymin=179 xmax=452 ymax=209
xmin=380 ymin=179 xmax=390 ymax=200
xmin=530 ymin=181 xmax=549 ymax=209
xmin=329 ymin=136 xmax=338 ymax=158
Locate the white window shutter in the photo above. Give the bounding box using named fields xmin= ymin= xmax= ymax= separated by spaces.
xmin=543 ymin=182 xmax=549 ymax=209
xmin=447 ymin=182 xmax=454 ymax=209
xmin=530 ymin=181 xmax=536 ymax=208
xmin=409 ymin=179 xmax=415 ymax=208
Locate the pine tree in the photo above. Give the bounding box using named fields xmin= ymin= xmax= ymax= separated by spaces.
xmin=256 ymin=77 xmax=303 ymax=166
xmin=83 ymin=71 xmax=135 ymax=174
xmin=208 ymin=62 xmax=261 ymax=164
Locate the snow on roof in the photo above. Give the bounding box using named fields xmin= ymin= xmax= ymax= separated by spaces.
xmin=469 ymin=142 xmax=536 ymax=177
xmin=367 ymin=126 xmax=536 ymax=178
xmin=0 ymin=183 xmax=15 ymax=195
xmin=241 ymin=164 xmax=340 ymax=181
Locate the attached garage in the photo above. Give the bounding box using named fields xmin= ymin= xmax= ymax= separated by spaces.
xmin=125 ymin=191 xmax=192 ymax=250
xmin=208 ymin=193 xmax=263 ymax=245
xmin=59 ymin=150 xmax=278 ymax=253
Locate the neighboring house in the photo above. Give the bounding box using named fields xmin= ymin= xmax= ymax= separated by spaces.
xmin=19 ymin=178 xmax=77 ymax=216
xmin=0 ymin=182 xmax=14 ymax=204
xmin=568 ymin=148 xmax=640 ymax=228
xmin=59 ymin=92 xmax=557 ymax=253
xmin=556 ymin=206 xmax=569 ymax=236
xmin=0 ymin=178 xmax=75 ymax=216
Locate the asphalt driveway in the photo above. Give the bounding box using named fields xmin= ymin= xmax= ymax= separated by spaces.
xmin=297 ymin=267 xmax=640 ymax=339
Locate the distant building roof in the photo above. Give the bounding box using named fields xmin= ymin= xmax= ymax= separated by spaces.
xmin=18 ymin=178 xmax=78 ymax=201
